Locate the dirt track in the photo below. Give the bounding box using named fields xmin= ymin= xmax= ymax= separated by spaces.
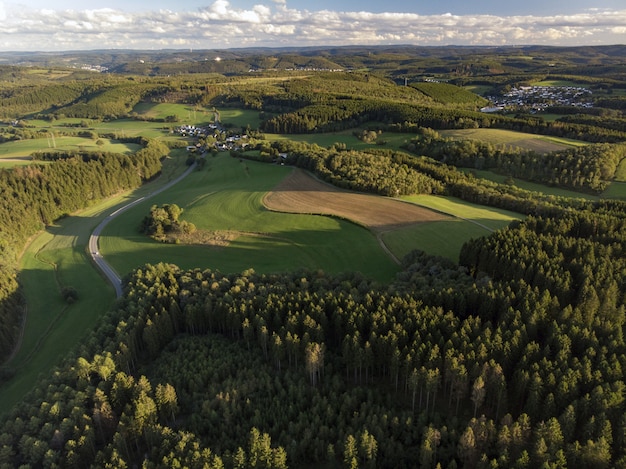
xmin=263 ymin=168 xmax=450 ymax=233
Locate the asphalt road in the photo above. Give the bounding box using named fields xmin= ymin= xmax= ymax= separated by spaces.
xmin=88 ymin=162 xmax=197 ymax=298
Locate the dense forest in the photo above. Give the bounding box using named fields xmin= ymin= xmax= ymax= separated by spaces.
xmin=1 ymin=45 xmax=626 ymax=467
xmin=1 ymin=199 xmax=625 ymax=467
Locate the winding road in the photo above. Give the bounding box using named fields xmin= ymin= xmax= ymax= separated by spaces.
xmin=88 ymin=162 xmax=197 ymax=298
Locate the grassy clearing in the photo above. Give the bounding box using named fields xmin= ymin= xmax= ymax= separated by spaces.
xmin=531 ymin=79 xmax=587 ymax=87
xmin=131 ymin=103 xmax=262 ymax=130
xmin=0 ymin=136 xmax=140 ymax=158
xmin=382 ymin=219 xmax=489 ymax=262
xmin=219 ymin=108 xmax=263 ymax=130
xmin=439 ymin=128 xmax=585 ymax=152
xmin=100 ymin=154 xmax=400 ymax=282
xmin=602 ymin=182 xmax=626 ymax=200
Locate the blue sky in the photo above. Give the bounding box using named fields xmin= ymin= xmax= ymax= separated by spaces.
xmin=0 ymin=0 xmax=624 ymax=51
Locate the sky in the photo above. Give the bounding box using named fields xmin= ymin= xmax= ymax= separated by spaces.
xmin=0 ymin=0 xmax=625 ymax=51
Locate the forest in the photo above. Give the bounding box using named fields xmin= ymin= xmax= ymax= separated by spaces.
xmin=0 ymin=44 xmax=626 ymax=467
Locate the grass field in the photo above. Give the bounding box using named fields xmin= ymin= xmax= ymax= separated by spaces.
xmin=386 ymin=195 xmax=523 ymax=261
xmin=439 ymin=128 xmax=585 ymax=153
xmin=602 ymin=182 xmax=626 ymax=200
xmin=100 ymin=155 xmax=400 ymax=282
xmin=531 ymin=79 xmax=588 ymax=87
xmin=0 ymin=136 xmax=140 ymax=159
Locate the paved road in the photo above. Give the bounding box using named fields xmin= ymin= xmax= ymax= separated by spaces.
xmin=89 ymin=162 xmax=197 ymax=298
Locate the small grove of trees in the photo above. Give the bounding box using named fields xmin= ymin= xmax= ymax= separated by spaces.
xmin=140 ymin=204 xmax=196 ymax=241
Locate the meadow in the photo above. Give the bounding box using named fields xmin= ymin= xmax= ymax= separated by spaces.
xmin=99 ymin=154 xmax=401 ymax=282
xmin=0 ymin=136 xmax=140 ymax=160
xmin=439 ymin=128 xmax=586 ymax=153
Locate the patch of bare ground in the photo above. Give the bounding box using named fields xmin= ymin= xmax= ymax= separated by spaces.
xmin=164 ymin=230 xmax=278 ymax=248
xmin=263 ymin=168 xmax=451 ymax=233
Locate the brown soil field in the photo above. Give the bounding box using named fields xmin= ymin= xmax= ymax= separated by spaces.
xmin=263 ymin=169 xmax=451 ymax=233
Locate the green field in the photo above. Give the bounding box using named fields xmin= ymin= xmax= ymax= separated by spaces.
xmin=384 ymin=194 xmax=523 ymax=261
xmin=439 ymin=128 xmax=585 ymax=153
xmin=0 ymin=136 xmax=140 ymax=159
xmin=531 ymin=79 xmax=587 ymax=87
xmin=464 ymin=169 xmax=600 ymax=200
xmin=100 ymin=154 xmax=400 ymax=282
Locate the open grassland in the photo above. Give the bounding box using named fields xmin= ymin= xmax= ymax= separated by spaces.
xmin=100 ymin=155 xmax=401 ymax=282
xmin=384 ymin=194 xmax=522 ymax=261
xmin=602 ymin=182 xmax=626 ymax=200
xmin=439 ymin=128 xmax=586 ymax=153
xmin=0 ymin=136 xmax=140 ymax=159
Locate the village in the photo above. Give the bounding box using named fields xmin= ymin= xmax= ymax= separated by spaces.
xmin=483 ymin=84 xmax=593 ymax=113
xmin=175 ymin=122 xmax=250 ymax=154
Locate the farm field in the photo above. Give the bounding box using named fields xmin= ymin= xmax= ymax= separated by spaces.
xmin=264 ymin=168 xmax=452 ymax=262
xmin=99 ymin=155 xmax=401 ymax=282
xmin=439 ymin=128 xmax=586 ymax=153
xmin=0 ymin=136 xmax=140 ymax=160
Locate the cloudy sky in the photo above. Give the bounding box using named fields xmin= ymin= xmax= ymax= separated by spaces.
xmin=0 ymin=0 xmax=625 ymax=51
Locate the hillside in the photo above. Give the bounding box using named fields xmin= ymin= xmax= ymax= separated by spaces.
xmin=0 ymin=45 xmax=626 ymax=468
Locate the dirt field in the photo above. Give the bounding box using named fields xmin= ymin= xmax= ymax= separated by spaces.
xmin=263 ymin=169 xmax=450 ymax=233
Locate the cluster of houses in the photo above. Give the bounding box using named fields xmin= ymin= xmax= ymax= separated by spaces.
xmin=175 ymin=123 xmax=250 ymax=153
xmin=483 ymin=85 xmax=593 ymax=113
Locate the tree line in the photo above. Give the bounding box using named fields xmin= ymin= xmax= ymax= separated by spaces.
xmin=403 ymin=127 xmax=626 ymax=193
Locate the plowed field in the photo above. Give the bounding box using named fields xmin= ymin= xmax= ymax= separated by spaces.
xmin=263 ymin=169 xmax=450 ymax=233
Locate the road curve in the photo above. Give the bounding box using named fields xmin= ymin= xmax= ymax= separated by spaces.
xmin=89 ymin=162 xmax=197 ymax=298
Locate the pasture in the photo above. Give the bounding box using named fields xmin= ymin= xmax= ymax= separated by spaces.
xmin=99 ymin=155 xmax=401 ymax=282
xmin=0 ymin=135 xmax=141 ymax=160
xmin=439 ymin=128 xmax=585 ymax=153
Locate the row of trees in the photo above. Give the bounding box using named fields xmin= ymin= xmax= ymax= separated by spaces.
xmin=404 ymin=127 xmax=626 ymax=193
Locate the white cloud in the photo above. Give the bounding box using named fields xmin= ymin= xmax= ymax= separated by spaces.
xmin=0 ymin=2 xmax=624 ymax=51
